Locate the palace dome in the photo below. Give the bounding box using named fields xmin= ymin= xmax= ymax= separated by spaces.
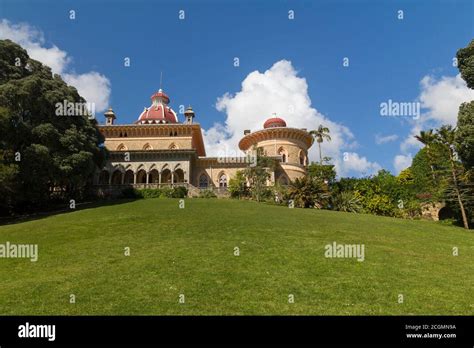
xmin=263 ymin=117 xmax=286 ymax=129
xmin=136 ymin=89 xmax=178 ymax=124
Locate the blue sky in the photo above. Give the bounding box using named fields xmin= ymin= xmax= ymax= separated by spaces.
xmin=1 ymin=0 xmax=473 ymax=176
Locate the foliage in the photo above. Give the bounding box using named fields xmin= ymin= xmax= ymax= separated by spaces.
xmin=434 ymin=125 xmax=471 ymax=229
xmin=287 ymin=176 xmax=330 ymax=208
xmin=121 ymin=187 xmax=188 ymax=199
xmin=309 ymin=124 xmax=331 ymax=164
xmin=331 ymin=191 xmax=362 ymax=213
xmin=455 ymin=101 xmax=474 ymax=170
xmin=0 ymin=39 xmax=106 ymax=215
xmin=410 ymin=146 xmax=448 ymax=200
xmin=228 ymin=170 xmax=249 ymax=199
xmin=244 ymin=146 xmax=275 ymax=202
xmin=307 ymin=163 xmax=336 ymax=185
xmin=197 ymin=189 xmax=217 ymax=198
xmin=456 ymin=39 xmax=474 ymax=89
xmin=334 ymin=170 xmax=421 ymax=217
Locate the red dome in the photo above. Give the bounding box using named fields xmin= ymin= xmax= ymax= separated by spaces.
xmin=136 ymin=89 xmax=178 ymax=124
xmin=136 ymin=105 xmax=178 ymax=124
xmin=150 ymin=90 xmax=170 ymax=103
xmin=264 ymin=117 xmax=286 ymax=129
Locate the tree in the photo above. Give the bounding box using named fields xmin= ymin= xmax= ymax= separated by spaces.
xmin=307 ymin=162 xmax=336 ymax=184
xmin=309 ymin=125 xmax=331 ymax=164
xmin=287 ymin=176 xmax=330 ymax=208
xmin=414 ymin=129 xmax=437 ymax=181
xmin=456 ymin=39 xmax=474 ymax=89
xmin=455 ymin=101 xmax=474 ymax=170
xmin=0 ymin=39 xmax=106 ymax=214
xmin=228 ymin=170 xmax=248 ymax=199
xmin=435 ymin=125 xmax=470 ymax=229
xmin=244 ymin=147 xmax=274 ymax=202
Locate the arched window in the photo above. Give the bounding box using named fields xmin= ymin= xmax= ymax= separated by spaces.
xmin=299 ymin=150 xmax=306 ymax=166
xmin=124 ymin=170 xmax=134 ymax=184
xmin=278 ymin=147 xmax=288 ymax=163
xmin=117 ymin=143 xmax=128 ymax=151
xmin=219 ymin=173 xmax=227 ymax=188
xmin=143 ymin=143 xmax=152 ymax=150
xmin=199 ymin=174 xmax=209 ymax=188
xmin=111 ymin=170 xmax=123 ymax=185
xmin=174 ymin=169 xmax=185 ymax=183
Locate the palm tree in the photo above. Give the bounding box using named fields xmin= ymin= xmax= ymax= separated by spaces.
xmin=435 ymin=125 xmax=469 ymax=230
xmin=414 ymin=129 xmax=436 ymax=181
xmin=310 ymin=125 xmax=331 ymax=164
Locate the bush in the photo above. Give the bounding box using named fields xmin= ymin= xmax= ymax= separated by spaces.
xmin=171 ymin=186 xmax=188 ymax=198
xmin=331 ymin=191 xmax=361 ymax=213
xmin=123 ymin=187 xmax=188 ymax=199
xmin=121 ymin=187 xmax=142 ymax=199
xmin=198 ymin=189 xmax=217 ymax=198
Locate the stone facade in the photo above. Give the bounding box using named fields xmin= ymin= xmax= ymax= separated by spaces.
xmin=95 ymin=90 xmax=314 ymax=194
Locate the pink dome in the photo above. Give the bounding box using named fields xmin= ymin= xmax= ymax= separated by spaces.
xmin=136 ymin=89 xmax=178 ymax=124
xmin=263 ymin=117 xmax=286 ymax=129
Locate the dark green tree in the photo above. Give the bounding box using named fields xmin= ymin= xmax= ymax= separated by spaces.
xmin=456 ymin=39 xmax=474 ymax=89
xmin=435 ymin=125 xmax=470 ymax=229
xmin=455 ymin=101 xmax=474 ymax=170
xmin=244 ymin=147 xmax=275 ymax=202
xmin=0 ymin=39 xmax=106 ymax=214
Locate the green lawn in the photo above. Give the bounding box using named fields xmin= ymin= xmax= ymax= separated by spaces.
xmin=0 ymin=198 xmax=473 ymax=315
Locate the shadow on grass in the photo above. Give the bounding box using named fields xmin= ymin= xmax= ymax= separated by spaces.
xmin=0 ymin=198 xmax=141 ymax=227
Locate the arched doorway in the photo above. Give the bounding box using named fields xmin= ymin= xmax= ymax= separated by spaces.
xmin=148 ymin=169 xmax=159 ymax=184
xmin=161 ymin=169 xmax=172 ymax=184
xmin=124 ymin=170 xmax=134 ymax=184
xmin=136 ymin=169 xmax=147 ymax=184
xmin=174 ymin=168 xmax=185 ymax=183
xmin=111 ymin=170 xmax=123 ymax=185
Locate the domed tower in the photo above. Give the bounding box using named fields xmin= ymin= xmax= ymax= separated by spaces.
xmin=238 ymin=115 xmax=313 ymax=184
xmin=136 ymin=89 xmax=179 ymax=124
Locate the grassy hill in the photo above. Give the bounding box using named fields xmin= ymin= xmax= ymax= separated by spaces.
xmin=0 ymin=198 xmax=473 ymax=315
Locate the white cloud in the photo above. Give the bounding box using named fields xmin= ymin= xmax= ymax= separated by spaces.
xmin=393 ymin=154 xmax=413 ymax=174
xmin=63 ymin=72 xmax=111 ymax=113
xmin=419 ymin=74 xmax=474 ymax=125
xmin=375 ymin=133 xmax=398 ymax=144
xmin=399 ymin=74 xmax=474 ymax=153
xmin=204 ymin=60 xmax=380 ymax=177
xmin=0 ymin=19 xmax=111 ymax=112
xmin=394 ymin=73 xmax=474 ymax=173
xmin=339 ymin=152 xmax=382 ymax=177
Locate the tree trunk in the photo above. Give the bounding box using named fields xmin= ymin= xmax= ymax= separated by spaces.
xmin=449 ymin=152 xmax=469 ymax=229
xmin=318 ymin=142 xmax=322 ymax=164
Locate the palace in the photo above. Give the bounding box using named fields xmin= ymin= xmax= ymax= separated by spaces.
xmin=95 ymin=89 xmax=314 ymax=195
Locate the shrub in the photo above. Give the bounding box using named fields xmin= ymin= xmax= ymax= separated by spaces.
xmin=198 ymin=189 xmax=217 ymax=198
xmin=126 ymin=187 xmax=188 ymax=199
xmin=331 ymin=191 xmax=361 ymax=213
xmin=171 ymin=186 xmax=188 ymax=198
xmin=121 ymin=187 xmax=142 ymax=199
